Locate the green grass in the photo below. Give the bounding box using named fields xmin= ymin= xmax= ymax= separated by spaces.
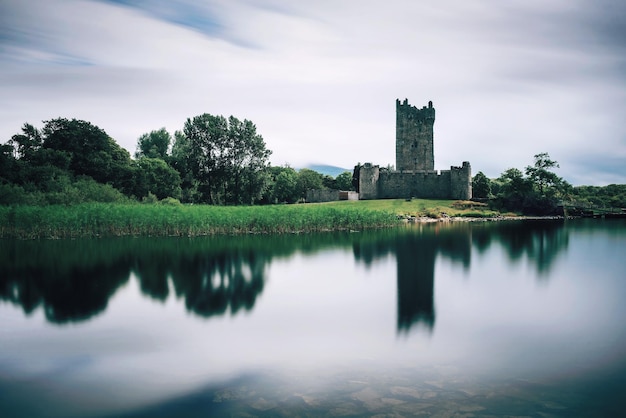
xmin=0 ymin=202 xmax=397 ymax=239
xmin=0 ymin=199 xmax=505 ymax=239
xmin=323 ymin=199 xmax=502 ymax=218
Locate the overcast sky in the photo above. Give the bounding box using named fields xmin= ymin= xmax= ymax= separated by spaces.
xmin=1 ymin=0 xmax=625 ymax=185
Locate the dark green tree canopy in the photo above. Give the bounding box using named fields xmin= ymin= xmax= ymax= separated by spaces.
xmin=133 ymin=157 xmax=182 ymax=200
xmin=135 ymin=128 xmax=171 ymax=160
xmin=296 ymin=168 xmax=324 ymax=199
xmin=472 ymin=171 xmax=491 ymax=198
xmin=183 ymin=114 xmax=272 ymax=204
xmin=41 ymin=118 xmax=133 ymax=190
xmin=335 ymin=171 xmax=354 ymax=191
xmin=8 ymin=123 xmax=43 ymax=161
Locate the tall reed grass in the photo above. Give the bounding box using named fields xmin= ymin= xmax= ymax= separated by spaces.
xmin=0 ymin=203 xmax=398 ymax=239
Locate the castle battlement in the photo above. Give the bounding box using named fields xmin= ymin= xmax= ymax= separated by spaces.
xmin=396 ymin=98 xmax=435 ymax=121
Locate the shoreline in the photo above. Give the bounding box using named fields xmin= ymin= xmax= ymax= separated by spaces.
xmin=398 ymin=215 xmax=566 ymax=223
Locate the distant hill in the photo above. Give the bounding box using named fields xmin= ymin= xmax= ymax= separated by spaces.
xmin=303 ymin=164 xmax=351 ymax=177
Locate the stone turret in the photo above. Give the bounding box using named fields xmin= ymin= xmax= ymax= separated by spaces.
xmin=358 ymin=163 xmax=380 ymax=200
xmin=396 ymin=99 xmax=435 ymax=172
xmin=450 ymin=161 xmax=472 ymax=200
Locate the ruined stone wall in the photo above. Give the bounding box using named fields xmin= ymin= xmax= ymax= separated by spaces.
xmin=396 ymin=99 xmax=435 ymax=171
xmin=358 ymin=163 xmax=380 ymax=200
xmin=306 ymin=189 xmax=359 ymax=203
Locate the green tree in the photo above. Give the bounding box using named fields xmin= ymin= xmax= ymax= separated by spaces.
xmin=8 ymin=123 xmax=42 ymax=161
xmin=274 ymin=168 xmax=299 ymax=203
xmin=336 ymin=171 xmax=354 ymax=191
xmin=0 ymin=143 xmax=18 ymax=183
xmin=525 ymin=153 xmax=565 ymax=198
xmin=170 ymin=130 xmax=199 ymax=202
xmin=472 ymin=171 xmax=491 ymax=198
xmin=494 ymin=167 xmax=533 ymax=212
xmin=321 ymin=174 xmax=336 ymax=190
xmin=41 ymin=118 xmax=134 ymax=193
xmin=296 ymin=168 xmax=324 ymax=200
xmin=135 ymin=128 xmax=171 ymax=159
xmin=183 ymin=114 xmax=272 ymax=204
xmin=224 ymin=116 xmax=272 ymax=204
xmin=133 ymin=157 xmax=182 ymax=200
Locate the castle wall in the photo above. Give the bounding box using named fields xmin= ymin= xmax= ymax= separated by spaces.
xmin=358 ymin=164 xmax=471 ymax=200
xmin=378 ymin=170 xmax=451 ymax=199
xmin=358 ymin=163 xmax=380 ymax=200
xmin=306 ymin=189 xmax=358 ymax=203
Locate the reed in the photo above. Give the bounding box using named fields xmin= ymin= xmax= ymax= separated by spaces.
xmin=0 ymin=202 xmax=398 ymax=239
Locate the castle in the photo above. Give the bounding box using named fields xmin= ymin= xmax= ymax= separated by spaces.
xmin=358 ymin=99 xmax=472 ymax=200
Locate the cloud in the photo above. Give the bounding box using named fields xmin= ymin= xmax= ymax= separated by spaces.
xmin=0 ymin=0 xmax=625 ymax=185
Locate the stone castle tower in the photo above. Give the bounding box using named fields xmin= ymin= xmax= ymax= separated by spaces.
xmin=396 ymin=99 xmax=435 ymax=171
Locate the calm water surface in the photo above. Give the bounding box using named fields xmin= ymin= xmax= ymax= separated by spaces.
xmin=1 ymin=219 xmax=625 ymax=417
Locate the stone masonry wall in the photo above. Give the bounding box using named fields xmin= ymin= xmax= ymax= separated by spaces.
xmin=377 ymin=170 xmax=452 ymax=199
xmin=359 ymin=163 xmax=380 ymax=200
xmin=359 ymin=164 xmax=472 ymax=200
xmin=449 ymin=161 xmax=472 ymax=200
xmin=396 ymin=99 xmax=435 ymax=171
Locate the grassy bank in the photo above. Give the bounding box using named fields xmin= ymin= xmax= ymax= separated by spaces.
xmin=0 ymin=199 xmax=505 ymax=239
xmin=326 ymin=198 xmax=504 ymax=218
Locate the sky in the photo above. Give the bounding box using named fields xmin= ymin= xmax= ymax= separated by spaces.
xmin=1 ymin=0 xmax=625 ymax=186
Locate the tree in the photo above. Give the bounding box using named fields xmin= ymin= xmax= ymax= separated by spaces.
xmin=472 ymin=171 xmax=491 ymax=198
xmin=493 ymin=167 xmax=533 ymax=212
xmin=296 ymin=169 xmax=324 ymax=200
xmin=525 ymin=153 xmax=565 ymax=197
xmin=321 ymin=174 xmax=336 ymax=190
xmin=170 ymin=130 xmax=199 ymax=202
xmin=8 ymin=123 xmax=42 ymax=161
xmin=135 ymin=128 xmax=171 ymax=159
xmin=133 ymin=157 xmax=182 ymax=200
xmin=273 ymin=167 xmax=298 ymax=203
xmin=336 ymin=171 xmax=354 ymax=191
xmin=183 ymin=114 xmax=272 ymax=204
xmin=0 ymin=143 xmax=18 ymax=183
xmin=224 ymin=116 xmax=272 ymax=204
xmin=41 ymin=118 xmax=134 ymax=193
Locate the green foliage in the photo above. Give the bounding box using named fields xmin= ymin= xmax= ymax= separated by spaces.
xmin=8 ymin=123 xmax=43 ymax=161
xmin=169 ymin=130 xmax=199 ymax=202
xmin=335 ymin=171 xmax=354 ymax=191
xmin=0 ymin=176 xmax=130 ymax=205
xmin=273 ymin=166 xmax=299 ymax=203
xmin=133 ymin=157 xmax=182 ymax=200
xmin=183 ymin=114 xmax=272 ymax=204
xmin=135 ymin=128 xmax=171 ymax=159
xmin=525 ymin=152 xmax=568 ymax=198
xmin=472 ymin=171 xmax=491 ymax=198
xmin=296 ymin=168 xmax=324 ymax=199
xmin=41 ymin=118 xmax=134 ymax=193
xmin=0 ymin=202 xmax=398 ymax=239
xmin=490 ymin=153 xmax=570 ymax=215
xmin=572 ymin=184 xmax=626 ymax=208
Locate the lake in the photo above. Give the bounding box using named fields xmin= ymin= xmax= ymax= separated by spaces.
xmin=1 ymin=218 xmax=625 ymax=417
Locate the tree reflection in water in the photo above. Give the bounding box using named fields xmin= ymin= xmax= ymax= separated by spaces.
xmin=1 ymin=220 xmax=573 ymax=328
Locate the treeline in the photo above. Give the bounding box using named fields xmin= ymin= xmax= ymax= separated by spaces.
xmin=472 ymin=153 xmax=626 ymax=214
xmin=0 ymin=116 xmax=354 ymax=205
